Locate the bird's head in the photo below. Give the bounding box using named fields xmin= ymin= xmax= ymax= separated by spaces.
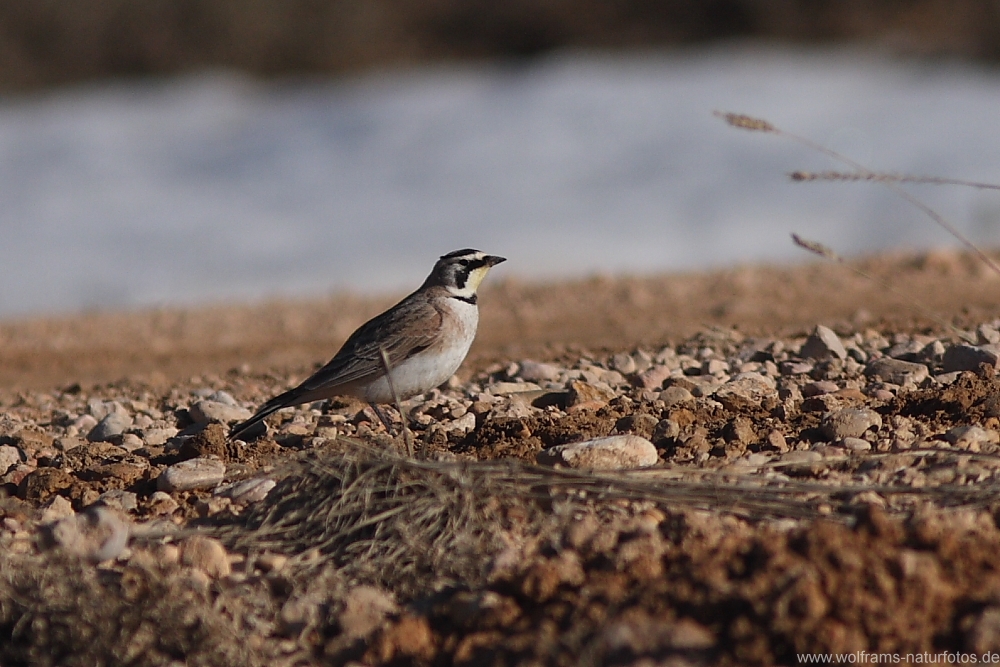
xmin=424 ymin=248 xmax=506 ymax=300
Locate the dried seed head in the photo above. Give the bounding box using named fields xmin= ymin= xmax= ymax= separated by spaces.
xmin=715 ymin=111 xmax=775 ymax=132
xmin=791 ymin=170 xmax=883 ymax=182
xmin=791 ymin=233 xmax=838 ymax=260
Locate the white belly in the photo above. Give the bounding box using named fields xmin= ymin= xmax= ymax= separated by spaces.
xmin=362 ymin=300 xmax=478 ymax=403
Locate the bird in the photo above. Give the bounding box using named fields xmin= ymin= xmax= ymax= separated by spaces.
xmin=229 ymin=248 xmax=506 ymax=441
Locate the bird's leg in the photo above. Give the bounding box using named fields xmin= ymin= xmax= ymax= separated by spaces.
xmin=370 ymin=403 xmax=396 ymax=434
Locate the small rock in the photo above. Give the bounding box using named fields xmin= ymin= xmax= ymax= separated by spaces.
xmin=214 ymin=477 xmax=276 ymax=504
xmin=840 ymin=437 xmax=872 ymax=452
xmin=978 ymin=324 xmax=1000 ymax=345
xmin=945 ymin=425 xmax=1000 ymax=452
xmin=196 ymin=496 xmax=233 ymax=517
xmin=99 ymin=489 xmax=139 ymax=512
xmin=766 ymin=430 xmax=789 ymax=452
xmin=942 ymin=344 xmax=1000 ymax=373
xmin=610 ymin=353 xmax=637 ymax=375
xmin=53 ymin=437 xmax=84 ymax=452
xmin=779 ymin=360 xmax=814 ymax=376
xmin=934 ymin=371 xmax=962 ymax=385
xmin=180 ymin=535 xmax=231 ymax=578
xmin=141 ymin=427 xmax=179 ymax=446
xmin=701 ymin=359 xmax=728 ymax=376
xmin=633 ymin=365 xmax=672 ymax=390
xmin=207 ymin=390 xmax=239 ymax=406
xmin=339 ymin=586 xmax=399 ymax=640
xmin=919 ymin=340 xmax=946 ymax=363
xmin=538 ymin=435 xmax=658 ymax=470
xmin=565 ymin=380 xmax=615 ymax=411
xmin=517 ymin=360 xmax=561 ymax=383
xmin=488 ymin=382 xmax=542 ymax=396
xmin=87 ymin=411 xmax=134 ymax=442
xmin=0 ymin=445 xmax=23 ymax=474
xmin=148 ymin=491 xmax=179 ymax=515
xmin=802 ymin=381 xmax=839 ymax=397
xmin=444 ymin=411 xmax=477 ymax=434
xmin=88 ymin=399 xmax=124 ymax=421
xmin=822 ymin=408 xmax=883 ymax=440
xmin=614 ymin=413 xmax=659 ymax=438
xmin=3 ymin=464 xmax=34 ymax=487
xmin=723 ymin=417 xmax=756 ymax=445
xmin=597 ymin=369 xmax=626 ymax=386
xmin=713 ymin=373 xmax=776 ymax=409
xmin=780 ymin=451 xmax=823 ymax=464
xmin=865 ymin=358 xmax=929 ymax=386
xmin=157 ymin=457 xmax=226 ymax=492
xmin=651 ymin=419 xmax=680 ymax=442
xmin=189 ymin=400 xmax=252 ymax=425
xmin=884 ymin=339 xmax=924 ymax=360
xmin=73 ymin=414 xmax=99 ymax=433
xmin=658 ymin=386 xmax=693 ymax=407
xmin=40 ymin=495 xmax=75 ymax=523
xmin=801 ymin=325 xmax=848 ymax=360
xmin=118 ymin=433 xmax=144 ymax=452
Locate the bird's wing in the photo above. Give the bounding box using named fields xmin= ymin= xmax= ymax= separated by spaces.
xmin=228 ymin=295 xmax=444 ymax=441
xmin=298 ymin=296 xmax=444 ymax=393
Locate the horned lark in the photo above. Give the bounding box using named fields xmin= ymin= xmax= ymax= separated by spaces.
xmin=229 ymin=249 xmax=506 ymax=441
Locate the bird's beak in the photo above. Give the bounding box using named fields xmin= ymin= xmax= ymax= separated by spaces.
xmin=484 ymin=255 xmax=506 ymax=267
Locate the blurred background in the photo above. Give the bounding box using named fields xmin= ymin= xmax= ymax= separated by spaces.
xmin=3 ymin=0 xmax=1000 ymax=318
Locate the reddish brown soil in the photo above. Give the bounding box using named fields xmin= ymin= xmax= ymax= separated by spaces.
xmin=4 ymin=249 xmax=1000 ymax=666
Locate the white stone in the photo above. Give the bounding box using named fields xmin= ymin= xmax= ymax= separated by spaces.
xmin=539 ymin=435 xmax=658 ymax=470
xmin=801 ymin=325 xmax=848 ymax=360
xmin=945 ymin=425 xmax=1000 ymax=452
xmin=488 ymin=382 xmax=542 ymax=396
xmin=189 ymin=400 xmax=252 ymax=425
xmin=0 ymin=445 xmax=23 ymax=474
xmin=87 ymin=411 xmax=133 ymax=442
xmin=141 ymin=427 xmax=179 ymax=446
xmin=517 ymin=360 xmax=562 ymax=383
xmin=214 ymin=477 xmax=276 ymax=504
xmin=822 ymin=408 xmax=882 ymax=440
xmin=157 ymin=457 xmax=226 ymax=492
xmin=444 ymin=411 xmax=477 ymax=434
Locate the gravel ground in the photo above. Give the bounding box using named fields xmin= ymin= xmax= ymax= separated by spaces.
xmin=4 ymin=249 xmax=1000 ymax=665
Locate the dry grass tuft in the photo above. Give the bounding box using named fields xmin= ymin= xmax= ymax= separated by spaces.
xmin=212 ymin=441 xmax=1000 ymax=600
xmin=0 ymin=550 xmax=257 ymax=667
xmin=219 ymin=443 xmax=546 ymax=597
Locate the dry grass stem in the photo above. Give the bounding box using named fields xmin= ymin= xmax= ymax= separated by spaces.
xmin=719 ymin=110 xmax=1000 ymax=279
xmin=791 ymin=170 xmax=1000 ymax=191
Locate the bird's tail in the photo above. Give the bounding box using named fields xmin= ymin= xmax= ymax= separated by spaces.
xmin=228 ymin=388 xmax=301 ymax=441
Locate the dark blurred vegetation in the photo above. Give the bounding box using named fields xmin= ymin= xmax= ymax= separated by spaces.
xmin=1 ymin=0 xmax=999 ymax=89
